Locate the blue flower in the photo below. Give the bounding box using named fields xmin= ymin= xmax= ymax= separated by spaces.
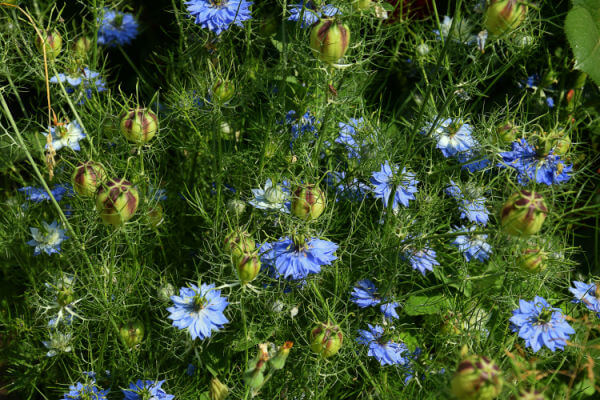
xmin=336 ymin=117 xmax=364 ymax=159
xmin=357 ymin=324 xmax=409 ymax=366
xmin=186 ymin=0 xmax=253 ymax=35
xmin=249 ymin=178 xmax=290 ymax=213
xmin=350 ymin=279 xmax=381 ymax=308
xmin=123 ymin=380 xmax=174 ymax=400
xmin=445 ymin=180 xmax=489 ymax=226
xmin=403 ymin=245 xmax=439 ymax=276
xmin=326 ymin=172 xmax=369 ymax=202
xmin=288 ymin=1 xmax=339 ymax=28
xmin=519 ymin=74 xmax=555 ymax=108
xmin=18 ymin=184 xmax=73 ymax=203
xmin=285 ymin=109 xmax=320 ymax=147
xmin=380 ymin=301 xmax=400 ymax=320
xmin=423 ymin=118 xmax=476 ymax=157
xmin=569 ymin=281 xmax=600 ymax=316
xmin=42 ymin=331 xmax=72 ymax=357
xmin=97 ymin=8 xmax=139 ymax=46
xmin=44 ymin=121 xmax=86 ymax=151
xmin=371 ymin=162 xmax=418 ymax=211
xmin=61 ymin=381 xmax=109 ymax=400
xmin=498 ymin=139 xmax=572 ymax=185
xmin=50 ymin=68 xmax=106 ymax=105
xmin=259 ymin=236 xmax=338 ymax=280
xmin=451 ymin=225 xmax=491 ymax=263
xmin=27 ymin=220 xmax=68 ymax=256
xmin=510 ymin=296 xmax=575 ymax=352
xmin=167 ymin=283 xmax=229 ymax=340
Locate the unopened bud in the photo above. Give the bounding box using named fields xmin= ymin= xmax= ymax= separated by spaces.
xmin=234 ymin=253 xmax=261 ymax=284
xmin=209 ymin=377 xmax=229 ymax=400
xmin=119 ymin=319 xmax=145 ymax=348
xmin=223 ymin=229 xmax=255 ymax=257
xmin=211 ymin=80 xmax=235 ymax=105
xmin=269 ymin=341 xmax=293 ymax=370
xmin=451 ymin=355 xmax=503 ymax=400
xmin=36 ymin=30 xmax=62 ymax=59
xmin=484 ymin=0 xmax=527 ymax=36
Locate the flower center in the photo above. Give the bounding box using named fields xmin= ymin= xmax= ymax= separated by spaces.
xmin=193 ymin=294 xmax=207 ymax=312
xmin=264 ymin=185 xmax=285 ymax=204
xmin=112 ymin=13 xmax=124 ymax=28
xmin=57 ymin=126 xmax=69 ymax=139
xmin=536 ymin=307 xmax=553 ymax=325
xmin=211 ymin=0 xmax=225 ymax=6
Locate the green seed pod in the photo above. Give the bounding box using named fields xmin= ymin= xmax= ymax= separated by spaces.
xmin=269 ymin=341 xmax=293 ymax=370
xmin=72 ymin=161 xmax=107 ymax=197
xmin=501 ymin=191 xmax=548 ymax=237
xmin=119 ymin=319 xmax=145 ymax=348
xmin=234 ymin=253 xmax=261 ymax=284
xmin=148 ymin=203 xmax=164 ymax=228
xmin=550 ymin=131 xmax=571 ymax=156
xmin=211 ymin=80 xmax=235 ymax=104
xmin=516 ymin=388 xmax=546 ymax=400
xmin=120 ymin=108 xmax=159 ymax=144
xmin=72 ymin=36 xmax=92 ymax=57
xmin=353 ymin=0 xmax=372 ymax=11
xmin=310 ymin=321 xmax=343 ymax=358
xmin=96 ymin=178 xmax=140 ymax=227
xmin=310 ymin=18 xmax=350 ymax=64
xmin=451 ymin=355 xmax=504 ymax=400
xmin=243 ymin=344 xmax=269 ymax=389
xmin=35 ymin=30 xmax=62 ymax=59
xmin=517 ymin=248 xmax=546 ymax=273
xmin=484 ymin=0 xmax=527 ymax=36
xmin=291 ymin=184 xmax=326 ymax=221
xmin=223 ymin=229 xmax=255 ymax=257
xmin=496 ymin=121 xmax=517 ymax=144
xmin=227 ymin=198 xmax=246 ymax=217
xmin=209 ymin=377 xmax=229 ymax=400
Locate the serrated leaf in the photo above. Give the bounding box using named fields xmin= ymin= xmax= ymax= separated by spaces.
xmin=404 ymin=295 xmax=449 ymax=316
xmin=565 ymin=1 xmax=600 ymax=86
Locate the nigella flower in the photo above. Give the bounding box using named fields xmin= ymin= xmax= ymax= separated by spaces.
xmin=498 ymin=139 xmax=572 ymax=185
xmin=148 ymin=185 xmax=167 ymax=202
xmin=510 ymin=296 xmax=575 ymax=352
xmin=27 ymin=220 xmax=68 ymax=256
xmin=123 ymin=380 xmax=174 ymax=400
xmin=44 ymin=121 xmax=86 ymax=151
xmin=18 ymin=184 xmax=73 ymax=203
xmin=370 ymin=162 xmax=419 ymax=211
xmin=97 ymin=8 xmax=139 ymax=46
xmin=285 ymin=109 xmax=320 ymax=147
xmin=185 ymin=0 xmax=253 ymax=35
xmin=326 ymin=172 xmax=369 ymax=202
xmin=445 ymin=180 xmax=489 ymax=226
xmin=61 ymin=380 xmax=109 ymax=400
xmin=336 ymin=117 xmax=364 ymax=159
xmin=167 ymin=283 xmax=229 ymax=340
xmin=248 ymin=178 xmax=290 ymax=213
xmin=569 ymin=281 xmax=600 ymax=316
xmin=50 ymin=68 xmax=106 ymax=105
xmin=519 ymin=74 xmax=555 ymax=108
xmin=451 ymin=225 xmax=491 ymax=263
xmin=42 ymin=331 xmax=72 ymax=357
xmin=380 ymin=301 xmax=399 ymax=320
xmin=259 ymin=236 xmax=338 ymax=280
xmin=403 ymin=245 xmax=440 ymax=276
xmin=423 ymin=118 xmax=476 ymax=157
xmin=288 ymin=1 xmax=339 ymax=28
xmin=351 ymin=279 xmax=381 ymax=308
xmin=357 ymin=324 xmax=409 ymax=366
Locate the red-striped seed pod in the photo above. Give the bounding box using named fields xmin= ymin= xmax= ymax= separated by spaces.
xmin=120 ymin=108 xmax=158 ymax=144
xmin=310 ymin=321 xmax=343 ymax=358
xmin=451 ymin=355 xmax=504 ymax=400
xmin=517 ymin=248 xmax=547 ymax=273
xmin=501 ymin=191 xmax=548 ymax=237
xmin=291 ymin=184 xmax=326 ymax=221
xmin=72 ymin=161 xmax=107 ymax=197
xmin=223 ymin=229 xmax=255 ymax=258
xmin=233 ymin=253 xmax=261 ymax=284
xmin=119 ymin=319 xmax=145 ymax=348
xmin=35 ymin=30 xmax=63 ymax=59
xmin=96 ymin=178 xmax=139 ymax=227
xmin=310 ymin=18 xmax=350 ymax=64
xmin=484 ymin=0 xmax=527 ymax=36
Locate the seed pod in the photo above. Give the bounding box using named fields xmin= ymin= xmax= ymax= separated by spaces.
xmin=353 ymin=0 xmax=372 ymax=11
xmin=451 ymin=355 xmax=504 ymax=400
xmin=501 ymin=191 xmax=548 ymax=236
xmin=243 ymin=344 xmax=269 ymax=389
xmin=211 ymin=80 xmax=235 ymax=104
xmin=516 ymin=388 xmax=546 ymax=400
xmin=119 ymin=319 xmax=145 ymax=348
xmin=120 ymin=108 xmax=158 ymax=144
xmin=517 ymin=248 xmax=546 ymax=273
xmin=310 ymin=321 xmax=343 ymax=358
xmin=72 ymin=161 xmax=107 ymax=197
xmin=291 ymin=184 xmax=326 ymax=221
xmin=496 ymin=121 xmax=517 ymax=144
xmin=269 ymin=341 xmax=293 ymax=370
xmin=227 ymin=199 xmax=246 ymax=217
xmin=234 ymin=253 xmax=261 ymax=284
xmin=96 ymin=179 xmax=140 ymax=227
xmin=35 ymin=30 xmax=62 ymax=59
xmin=209 ymin=377 xmax=229 ymax=400
xmin=484 ymin=0 xmax=527 ymax=36
xmin=310 ymin=18 xmax=350 ymax=64
xmin=72 ymin=36 xmax=92 ymax=57
xmin=223 ymin=229 xmax=255 ymax=257
xmin=148 ymin=203 xmax=164 ymax=228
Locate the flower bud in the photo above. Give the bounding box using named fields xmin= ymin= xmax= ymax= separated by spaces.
xmin=96 ymin=179 xmax=140 ymax=227
xmin=310 ymin=18 xmax=350 ymax=64
xmin=209 ymin=377 xmax=229 ymax=400
xmin=353 ymin=0 xmax=372 ymax=11
xmin=496 ymin=121 xmax=517 ymax=144
xmin=233 ymin=253 xmax=261 ymax=284
xmin=310 ymin=321 xmax=343 ymax=358
xmin=72 ymin=36 xmax=92 ymax=57
xmin=119 ymin=319 xmax=145 ymax=348
xmin=223 ymin=229 xmax=255 ymax=257
xmin=269 ymin=341 xmax=293 ymax=370
xmin=516 ymin=388 xmax=546 ymax=400
xmin=552 ymin=133 xmax=571 ymax=156
xmin=501 ymin=191 xmax=548 ymax=237
xmin=451 ymin=355 xmax=503 ymax=400
xmin=120 ymin=108 xmax=159 ymax=144
xmin=291 ymin=184 xmax=326 ymax=221
xmin=148 ymin=203 xmax=164 ymax=228
xmin=72 ymin=161 xmax=107 ymax=197
xmin=484 ymin=0 xmax=527 ymax=36
xmin=243 ymin=344 xmax=269 ymax=389
xmin=227 ymin=199 xmax=246 ymax=217
xmin=517 ymin=248 xmax=546 ymax=273
xmin=211 ymin=80 xmax=235 ymax=105
xmin=57 ymin=285 xmax=74 ymax=307
xmin=35 ymin=30 xmax=62 ymax=59
xmin=158 ymin=283 xmax=175 ymax=302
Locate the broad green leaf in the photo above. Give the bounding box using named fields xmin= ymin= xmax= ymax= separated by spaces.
xmin=404 ymin=295 xmax=449 ymax=316
xmin=565 ymin=0 xmax=600 ymax=85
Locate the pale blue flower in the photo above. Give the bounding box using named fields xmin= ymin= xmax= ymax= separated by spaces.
xmin=27 ymin=220 xmax=68 ymax=256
